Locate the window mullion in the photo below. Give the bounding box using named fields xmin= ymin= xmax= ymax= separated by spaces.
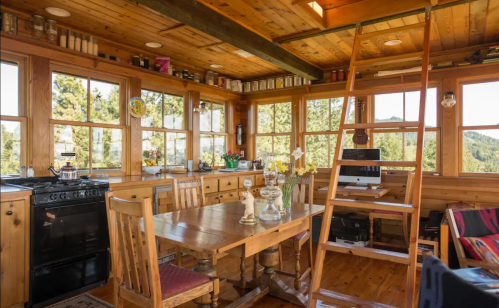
xmin=89 ymin=126 xmax=93 ymax=173
xmin=87 ymin=77 xmax=91 ymax=122
xmin=273 ymin=103 xmax=276 ymax=133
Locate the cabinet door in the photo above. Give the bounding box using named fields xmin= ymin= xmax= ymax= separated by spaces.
xmin=205 ymin=195 xmax=219 ymax=206
xmin=1 ymin=200 xmax=27 ymax=308
xmin=219 ymin=191 xmax=239 ymax=203
xmin=255 ymin=175 xmax=266 ymax=186
xmin=219 ymin=176 xmax=238 ymax=192
xmin=204 ymin=179 xmax=219 ymax=194
xmin=111 ymin=186 xmax=153 ymax=201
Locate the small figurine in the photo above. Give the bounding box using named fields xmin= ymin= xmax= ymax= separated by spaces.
xmin=239 ymin=191 xmax=256 ymax=225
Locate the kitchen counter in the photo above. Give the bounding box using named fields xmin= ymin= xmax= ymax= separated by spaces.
xmin=1 ymin=184 xmax=32 ymax=199
xmin=90 ymin=169 xmax=263 ymax=188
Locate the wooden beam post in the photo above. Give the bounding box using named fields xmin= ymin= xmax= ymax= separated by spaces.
xmin=129 ymin=77 xmax=142 ymax=175
xmin=190 ymin=91 xmax=201 ymax=163
xmin=134 ymin=0 xmax=323 ymax=80
xmin=441 ymin=77 xmax=459 ymax=176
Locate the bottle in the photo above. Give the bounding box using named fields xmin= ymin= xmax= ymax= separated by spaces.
xmin=139 ymin=54 xmax=144 ymax=68
xmin=132 ymin=56 xmax=140 ymax=67
xmin=27 ymin=166 xmax=34 ymax=178
xmin=330 ymin=70 xmax=337 ymax=82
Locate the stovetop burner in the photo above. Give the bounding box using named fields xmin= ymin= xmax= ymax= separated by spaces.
xmin=3 ymin=176 xmax=109 ymax=195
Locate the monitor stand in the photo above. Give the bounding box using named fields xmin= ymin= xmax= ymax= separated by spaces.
xmin=344 ymin=183 xmax=369 ymax=190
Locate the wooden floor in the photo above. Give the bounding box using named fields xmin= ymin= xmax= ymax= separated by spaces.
xmin=89 ymin=243 xmax=420 ymax=308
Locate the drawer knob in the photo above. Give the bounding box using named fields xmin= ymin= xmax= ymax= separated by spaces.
xmin=228 ymin=182 xmax=232 ymax=185
xmin=207 ymin=186 xmax=210 ymax=189
xmin=220 ymin=195 xmax=223 ymax=198
xmin=132 ymin=195 xmax=137 ymax=198
xmin=6 ymin=211 xmax=12 ymax=216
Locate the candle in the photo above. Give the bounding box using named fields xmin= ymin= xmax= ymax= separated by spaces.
xmin=59 ymin=29 xmax=67 ymax=48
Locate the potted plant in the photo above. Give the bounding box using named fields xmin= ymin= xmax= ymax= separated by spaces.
xmin=275 ymin=147 xmax=317 ymax=210
xmin=221 ymin=150 xmax=240 ymax=169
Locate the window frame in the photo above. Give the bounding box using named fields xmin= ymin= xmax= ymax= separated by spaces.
xmin=302 ymin=94 xmax=355 ymax=169
xmin=49 ymin=65 xmax=127 ymax=175
xmin=200 ymin=97 xmax=228 ymax=167
xmin=370 ymin=85 xmax=442 ymax=173
xmin=458 ymin=76 xmax=499 ymax=177
xmin=1 ymin=53 xmax=27 ymax=176
xmin=141 ymin=84 xmax=188 ymax=168
xmin=255 ymin=98 xmax=293 ymax=162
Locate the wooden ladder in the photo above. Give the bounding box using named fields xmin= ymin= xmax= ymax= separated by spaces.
xmin=308 ymin=8 xmax=432 ymax=308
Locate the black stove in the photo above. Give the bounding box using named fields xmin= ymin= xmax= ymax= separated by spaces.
xmin=3 ymin=176 xmax=110 ymax=307
xmin=4 ymin=176 xmax=109 ymax=206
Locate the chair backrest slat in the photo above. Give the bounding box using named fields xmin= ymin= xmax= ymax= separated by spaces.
xmin=105 ymin=192 xmax=161 ymax=307
xmin=404 ymin=171 xmax=415 ymax=205
xmin=172 ymin=178 xmax=205 ymax=210
xmin=291 ymin=175 xmax=314 ymax=205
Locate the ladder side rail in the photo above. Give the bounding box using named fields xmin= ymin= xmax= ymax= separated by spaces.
xmin=405 ymin=8 xmax=432 ymax=308
xmin=307 ymin=24 xmax=363 ymax=308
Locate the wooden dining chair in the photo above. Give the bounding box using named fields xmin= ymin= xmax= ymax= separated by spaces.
xmin=105 ymin=192 xmax=219 ymax=308
xmin=369 ymin=171 xmax=414 ymax=249
xmin=172 ymin=178 xmax=206 ymax=210
xmin=277 ymin=175 xmax=314 ymax=292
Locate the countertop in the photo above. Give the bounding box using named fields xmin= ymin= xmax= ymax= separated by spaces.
xmin=91 ymin=169 xmax=263 ymax=188
xmin=1 ymin=184 xmax=32 ymax=199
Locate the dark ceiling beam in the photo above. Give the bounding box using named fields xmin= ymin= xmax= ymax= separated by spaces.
xmin=276 ymin=0 xmax=477 ymax=44
xmin=134 ymin=0 xmax=324 ymax=80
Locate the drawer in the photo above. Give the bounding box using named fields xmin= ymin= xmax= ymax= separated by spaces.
xmin=219 ymin=176 xmax=238 ymax=191
xmin=112 ymin=186 xmax=153 ymax=201
xmin=219 ymin=191 xmax=239 ymax=203
xmin=255 ymin=174 xmax=265 ymax=186
xmin=238 ymin=175 xmax=255 ymax=189
xmin=205 ymin=195 xmax=219 ymax=206
xmin=204 ymin=179 xmax=219 ymax=194
xmin=239 ymin=188 xmax=257 ymax=197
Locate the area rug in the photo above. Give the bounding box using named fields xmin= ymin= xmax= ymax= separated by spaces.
xmin=45 ymin=293 xmax=113 ymax=308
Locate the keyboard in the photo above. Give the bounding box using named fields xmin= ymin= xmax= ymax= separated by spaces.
xmin=344 ymin=186 xmax=369 ymax=190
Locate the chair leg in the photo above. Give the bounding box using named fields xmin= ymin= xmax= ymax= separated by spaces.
xmin=403 ymin=213 xmax=409 ymax=249
xmin=369 ymin=213 xmax=374 ymax=248
xmin=175 ymin=246 xmax=182 ymax=266
xmin=253 ymin=254 xmax=258 ymax=279
xmin=211 ymin=287 xmax=219 ymax=308
xmin=294 ymin=246 xmax=301 ymax=290
xmin=308 ymin=236 xmax=313 ymax=279
xmin=240 ymin=255 xmax=246 ymax=288
xmin=278 ymin=244 xmax=284 ymax=271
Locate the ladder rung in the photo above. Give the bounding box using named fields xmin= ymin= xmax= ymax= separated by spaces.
xmin=321 ymin=241 xmax=410 ymax=264
xmin=313 ymin=288 xmax=396 ymax=308
xmin=353 ymin=52 xmax=423 ymax=68
xmin=337 ymin=160 xmax=417 ymax=167
xmin=358 ymin=22 xmax=426 ymax=40
xmin=343 ymin=121 xmax=419 ymax=129
xmin=348 ymin=82 xmax=422 ymax=96
xmin=329 ymin=198 xmax=415 ymax=213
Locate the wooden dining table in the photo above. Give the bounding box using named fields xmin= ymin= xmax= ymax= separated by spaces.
xmin=151 ymin=200 xmax=324 ymax=308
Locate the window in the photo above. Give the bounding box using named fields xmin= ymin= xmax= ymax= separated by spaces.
xmin=304 ymin=96 xmax=355 ymax=168
xmin=1 ymin=54 xmax=27 ymax=176
xmin=200 ymin=100 xmax=227 ymax=166
xmin=460 ymin=80 xmax=499 ymax=175
xmin=256 ymin=101 xmax=292 ymax=163
xmin=51 ymin=67 xmax=125 ymax=174
xmin=372 ymin=88 xmax=440 ymax=171
xmin=141 ymin=88 xmax=187 ymax=167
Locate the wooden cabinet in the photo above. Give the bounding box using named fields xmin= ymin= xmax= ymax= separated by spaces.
xmin=111 ymin=186 xmax=153 ymax=201
xmin=219 ymin=191 xmax=239 ymax=203
xmin=219 ymin=176 xmax=238 ymax=192
xmin=205 ymin=194 xmax=219 ymax=206
xmin=0 ymin=194 xmax=30 ymax=308
xmin=256 ymin=174 xmax=266 ymax=186
xmin=204 ymin=179 xmax=219 ymax=194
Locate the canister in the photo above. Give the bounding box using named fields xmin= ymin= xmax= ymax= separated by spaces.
xmin=293 ymin=75 xmax=302 ymax=87
xmin=303 ymin=78 xmax=311 ymax=85
xmin=251 ymin=80 xmax=259 ymax=92
xmin=267 ymin=78 xmax=275 ymax=90
xmin=259 ymin=80 xmax=267 ymax=91
xmin=243 ymin=82 xmax=251 ymax=93
xmin=276 ymin=77 xmax=284 ymax=89
xmin=284 ymin=76 xmax=293 ymax=88
xmin=225 ymin=78 xmax=231 ymax=89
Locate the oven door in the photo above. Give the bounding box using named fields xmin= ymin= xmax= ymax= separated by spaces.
xmin=32 ymin=199 xmax=109 ymax=267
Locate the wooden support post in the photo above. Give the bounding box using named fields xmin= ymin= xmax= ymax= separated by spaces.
xmin=190 ymin=91 xmax=201 ymax=163
xmin=441 ymin=78 xmax=459 ymax=176
xmin=129 ymin=77 xmax=142 ymax=175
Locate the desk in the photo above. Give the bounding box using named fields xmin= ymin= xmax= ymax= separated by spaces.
xmin=319 ymin=185 xmax=391 ymax=198
xmin=151 ymin=201 xmax=324 ymax=307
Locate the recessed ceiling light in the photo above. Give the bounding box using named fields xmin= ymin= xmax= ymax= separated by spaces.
xmin=233 ymin=49 xmax=255 ymax=58
xmin=145 ymin=42 xmax=163 ymax=48
xmin=384 ymin=39 xmax=402 ymax=46
xmin=45 ymin=7 xmax=71 ymax=17
xmin=210 ymin=64 xmax=223 ymax=68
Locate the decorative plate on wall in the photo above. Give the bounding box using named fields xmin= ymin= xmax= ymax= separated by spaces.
xmin=129 ymin=97 xmax=146 ymax=118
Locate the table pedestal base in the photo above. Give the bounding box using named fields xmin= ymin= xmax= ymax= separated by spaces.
xmin=192 ymin=258 xmax=217 ymax=308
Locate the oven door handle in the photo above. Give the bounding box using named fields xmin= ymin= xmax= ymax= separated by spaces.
xmin=40 ymin=201 xmax=103 ymax=211
xmin=48 ymin=253 xmax=100 ymax=270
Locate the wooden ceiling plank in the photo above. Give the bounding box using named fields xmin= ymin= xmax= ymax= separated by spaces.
xmin=323 ymin=32 xmax=354 ymax=57
xmin=158 ymin=24 xmax=188 ymax=36
xmin=386 ymin=19 xmax=420 ymax=53
xmin=197 ymin=42 xmax=228 ymax=50
xmin=133 ymin=0 xmax=324 ymax=80
xmin=317 ymin=0 xmax=367 ymax=10
xmin=425 ymin=12 xmax=445 ymax=51
xmin=451 ymin=3 xmax=471 ymax=48
xmin=484 ymin=0 xmax=499 ymax=42
xmin=309 ymin=35 xmax=351 ymax=62
xmin=400 ymin=16 xmax=426 ymax=50
xmin=469 ymin=0 xmax=489 ymax=45
xmin=278 ymin=0 xmax=327 ymax=30
xmin=297 ymin=2 xmax=327 ymax=29
xmin=434 ymin=7 xmax=457 ymax=49
xmin=369 ymin=21 xmax=410 ymax=54
xmin=292 ymin=0 xmax=315 ymax=4
xmin=301 ymin=37 xmax=346 ymax=65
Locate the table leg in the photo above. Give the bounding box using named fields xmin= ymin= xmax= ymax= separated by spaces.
xmin=192 ymin=258 xmax=217 ymax=308
xmin=259 ymin=244 xmax=308 ymax=307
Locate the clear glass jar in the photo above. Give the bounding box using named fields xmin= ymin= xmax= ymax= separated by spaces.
xmin=68 ymin=30 xmax=75 ymax=50
xmin=75 ymin=33 xmax=81 ymax=51
xmin=259 ymin=153 xmax=282 ymax=221
xmin=59 ymin=28 xmax=67 ymax=48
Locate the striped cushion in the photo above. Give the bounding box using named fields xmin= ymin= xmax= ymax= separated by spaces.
xmin=460 ymin=234 xmax=499 ymax=275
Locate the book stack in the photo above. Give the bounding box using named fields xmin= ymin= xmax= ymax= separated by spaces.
xmin=483 ymin=45 xmax=499 ymax=64
xmin=454 ymin=267 xmax=499 ymax=293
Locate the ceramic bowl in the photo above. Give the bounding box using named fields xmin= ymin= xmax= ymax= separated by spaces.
xmin=143 ymin=166 xmax=161 ymax=174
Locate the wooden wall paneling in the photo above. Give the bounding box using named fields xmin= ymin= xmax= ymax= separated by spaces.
xmin=441 ymin=77 xmax=459 ymax=176
xmin=129 ymin=77 xmax=142 ymax=175
xmin=484 ymin=0 xmax=499 ymax=42
xmin=31 ymin=56 xmax=51 ymax=176
xmin=228 ymin=98 xmax=238 ymax=155
xmin=247 ymin=101 xmax=256 ymax=160
xmin=190 ymin=91 xmax=201 ymax=163
xmin=451 ymin=2 xmax=470 ymax=48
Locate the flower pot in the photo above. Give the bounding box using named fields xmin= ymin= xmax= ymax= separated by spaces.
xmin=225 ymin=159 xmax=237 ymax=169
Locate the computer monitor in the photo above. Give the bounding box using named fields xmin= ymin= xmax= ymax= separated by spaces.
xmin=338 ymin=149 xmax=381 ymax=186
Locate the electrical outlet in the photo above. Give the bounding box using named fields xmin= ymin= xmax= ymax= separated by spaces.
xmin=241 ymin=150 xmax=245 ymax=158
